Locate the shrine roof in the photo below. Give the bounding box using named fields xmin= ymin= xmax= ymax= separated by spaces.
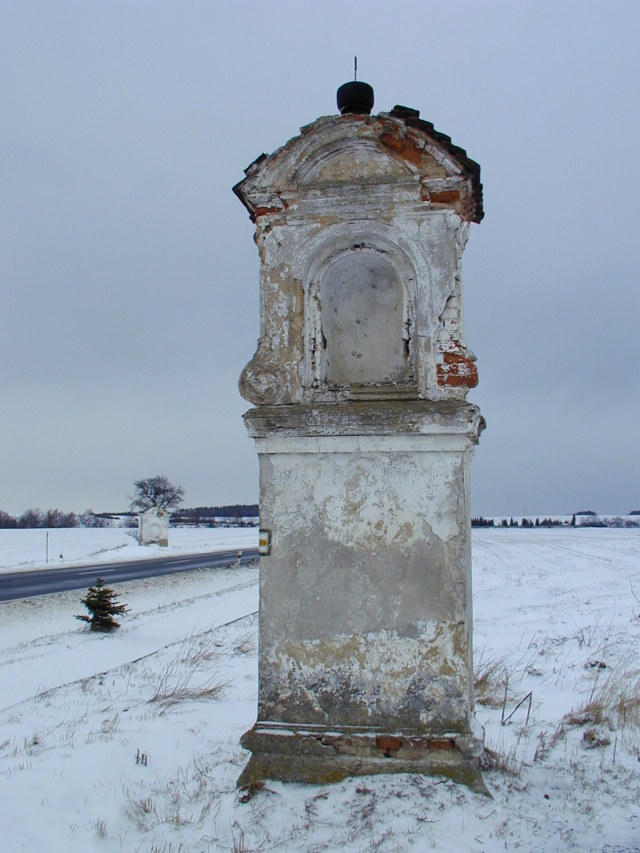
xmin=234 ymin=105 xmax=484 ymax=224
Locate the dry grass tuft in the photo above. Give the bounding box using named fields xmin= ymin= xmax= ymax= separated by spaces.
xmin=480 ymin=744 xmax=522 ymax=776
xmin=125 ymin=756 xmax=221 ymax=833
xmin=238 ymin=773 xmax=266 ymax=804
xmin=481 ymin=728 xmax=531 ymax=777
xmin=566 ymin=670 xmax=640 ymax=735
xmin=474 ymin=653 xmax=507 ymax=708
xmin=232 ymin=631 xmax=257 ymax=656
xmin=150 ymin=631 xmax=230 ymax=707
xmin=230 ymin=818 xmax=272 ymax=852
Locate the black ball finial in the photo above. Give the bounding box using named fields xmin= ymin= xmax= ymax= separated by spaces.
xmin=337 ymin=57 xmax=374 ymax=115
xmin=337 ymin=80 xmax=374 ymax=115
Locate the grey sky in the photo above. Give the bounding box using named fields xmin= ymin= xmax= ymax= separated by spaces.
xmin=2 ymin=1 xmax=638 ymax=516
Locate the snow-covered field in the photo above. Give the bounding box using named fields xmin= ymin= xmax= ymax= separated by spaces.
xmin=1 ymin=528 xmax=639 ymax=852
xmin=0 ymin=527 xmax=259 ymax=574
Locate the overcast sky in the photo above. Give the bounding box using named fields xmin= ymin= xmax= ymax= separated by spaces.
xmin=2 ymin=1 xmax=639 ymax=516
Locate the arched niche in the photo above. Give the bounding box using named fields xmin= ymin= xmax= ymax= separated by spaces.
xmin=319 ymin=248 xmax=409 ymax=386
xmin=302 ymin=234 xmax=418 ymax=396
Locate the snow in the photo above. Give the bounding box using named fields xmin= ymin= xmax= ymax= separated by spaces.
xmin=1 ymin=527 xmax=639 ymax=851
xmin=0 ymin=526 xmax=259 ymax=574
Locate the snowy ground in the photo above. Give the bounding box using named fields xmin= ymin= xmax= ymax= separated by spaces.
xmin=0 ymin=528 xmax=639 ymax=852
xmin=0 ymin=527 xmax=259 ymax=574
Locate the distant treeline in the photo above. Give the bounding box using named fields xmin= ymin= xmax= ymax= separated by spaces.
xmin=170 ymin=505 xmax=259 ymax=526
xmin=3 ymin=506 xmax=637 ymax=530
xmin=0 ymin=509 xmax=109 ymax=529
xmin=472 ymin=514 xmax=640 ymax=529
xmin=0 ymin=504 xmax=259 ymax=529
xmin=472 ymin=516 xmax=564 ymax=528
xmin=571 ymin=514 xmax=640 ymax=528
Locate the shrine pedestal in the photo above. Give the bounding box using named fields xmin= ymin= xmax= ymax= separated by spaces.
xmin=238 ymin=402 xmax=486 ymax=791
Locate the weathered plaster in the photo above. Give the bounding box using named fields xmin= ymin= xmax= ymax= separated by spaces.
xmin=236 ymin=112 xmax=479 ymax=408
xmin=234 ymin=106 xmax=484 ymax=789
xmin=262 ymin=623 xmax=470 ymax=731
xmin=253 ymin=424 xmax=476 ymax=730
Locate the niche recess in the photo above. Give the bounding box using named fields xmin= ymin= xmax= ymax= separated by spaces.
xmin=309 ymin=246 xmax=414 ymax=393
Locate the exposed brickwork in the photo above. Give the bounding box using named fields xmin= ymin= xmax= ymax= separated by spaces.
xmin=379 ymin=131 xmax=422 ymax=165
xmin=429 ymin=190 xmax=461 ymax=204
xmin=234 ymin=110 xmax=483 ymax=225
xmin=437 ymin=347 xmax=479 ymax=388
xmin=376 ymin=735 xmax=403 ymax=754
xmin=434 ymin=292 xmax=478 ymax=389
xmin=254 ymin=206 xmax=282 ymax=218
xmin=427 ymin=738 xmax=456 ymax=751
xmin=389 ymin=105 xmax=484 ymax=223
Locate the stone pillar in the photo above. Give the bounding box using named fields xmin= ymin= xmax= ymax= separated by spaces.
xmin=234 ymin=98 xmax=485 ymax=790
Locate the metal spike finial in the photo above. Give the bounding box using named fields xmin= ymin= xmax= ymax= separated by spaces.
xmin=336 ymin=59 xmax=374 ymax=115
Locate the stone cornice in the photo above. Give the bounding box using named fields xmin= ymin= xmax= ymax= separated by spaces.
xmin=244 ymin=400 xmax=485 ymax=442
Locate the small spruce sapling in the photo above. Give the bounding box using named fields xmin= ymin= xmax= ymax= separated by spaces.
xmin=75 ymin=577 xmax=128 ymax=631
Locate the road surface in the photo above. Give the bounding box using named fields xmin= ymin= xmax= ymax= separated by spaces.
xmin=0 ymin=548 xmax=259 ymax=602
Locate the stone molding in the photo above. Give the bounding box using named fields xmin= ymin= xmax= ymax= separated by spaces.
xmin=244 ymin=400 xmax=485 ymax=441
xmin=237 ymin=722 xmax=488 ymax=793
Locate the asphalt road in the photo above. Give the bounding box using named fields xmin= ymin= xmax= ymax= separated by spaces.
xmin=0 ymin=548 xmax=260 ymax=602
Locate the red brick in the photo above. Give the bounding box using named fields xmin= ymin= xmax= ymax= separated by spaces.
xmin=427 ymin=738 xmax=455 ymax=751
xmin=379 ymin=132 xmax=422 ymax=165
xmin=376 ymin=735 xmax=403 ymax=753
xmin=429 ymin=190 xmax=460 ymax=204
xmin=437 ymin=345 xmax=479 ymax=388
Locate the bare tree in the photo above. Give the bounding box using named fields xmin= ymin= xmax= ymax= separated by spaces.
xmin=18 ymin=508 xmax=44 ymax=528
xmin=0 ymin=510 xmax=18 ymax=529
xmin=129 ymin=476 xmax=185 ymax=513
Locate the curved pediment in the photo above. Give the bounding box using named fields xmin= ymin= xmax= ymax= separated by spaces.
xmin=234 ymin=109 xmax=483 ymax=223
xmin=295 ymin=138 xmax=413 ymax=186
